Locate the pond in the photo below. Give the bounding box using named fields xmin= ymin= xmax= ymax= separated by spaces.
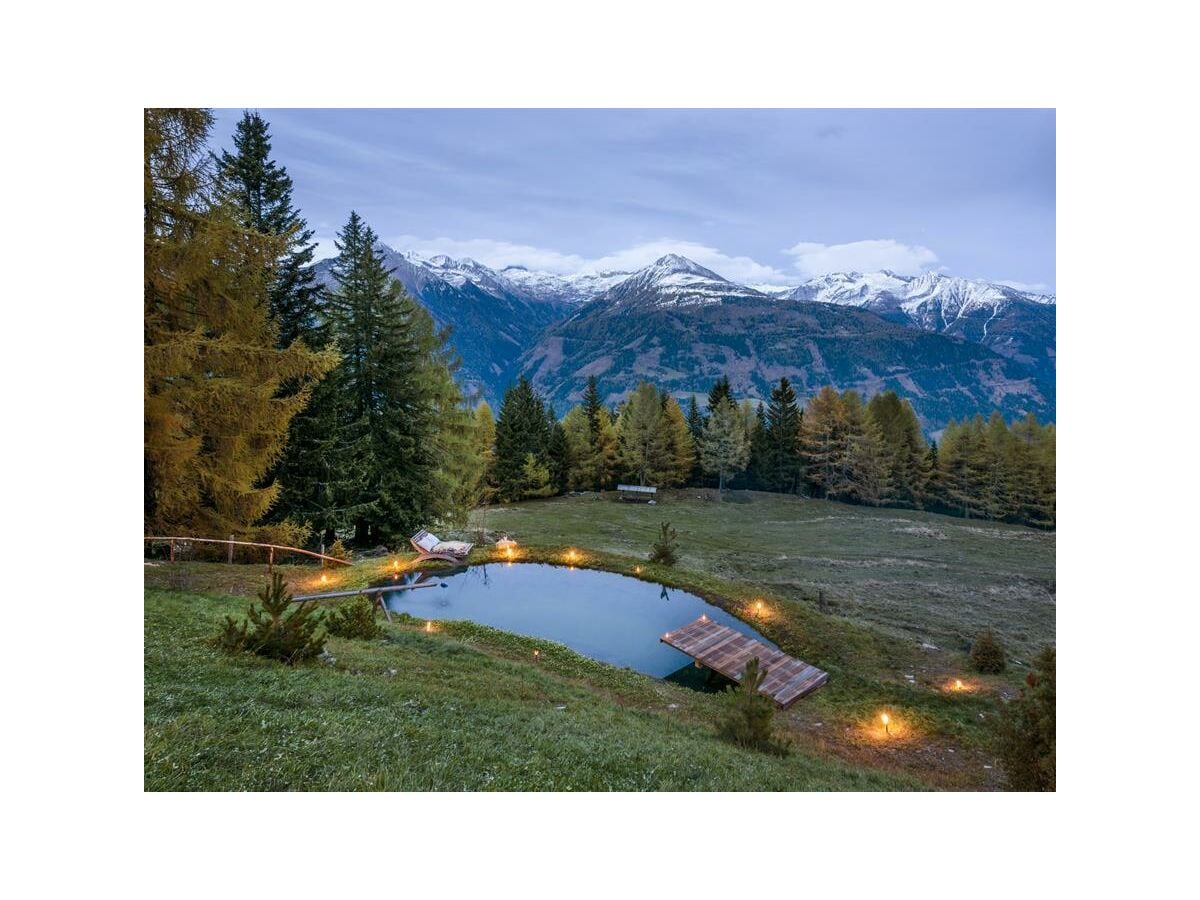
xmin=374 ymin=562 xmax=772 ymax=678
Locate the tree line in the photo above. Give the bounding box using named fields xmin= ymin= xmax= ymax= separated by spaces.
xmin=145 ymin=108 xmax=1055 ymax=550
xmin=483 ymin=374 xmax=1056 ymax=528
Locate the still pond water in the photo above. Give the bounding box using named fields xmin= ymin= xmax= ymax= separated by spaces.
xmin=375 ymin=563 xmax=771 ymax=678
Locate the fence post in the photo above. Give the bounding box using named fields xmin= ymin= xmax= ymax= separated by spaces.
xmin=228 ymin=536 xmax=234 ymax=564
xmin=169 ymin=539 xmax=175 ymax=563
xmin=268 ymin=546 xmax=274 ymax=575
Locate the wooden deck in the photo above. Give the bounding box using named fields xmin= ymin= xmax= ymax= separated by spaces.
xmin=660 ymin=615 xmax=829 ymax=706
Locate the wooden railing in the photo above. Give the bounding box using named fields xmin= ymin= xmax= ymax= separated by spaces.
xmin=144 ymin=535 xmax=353 ymax=573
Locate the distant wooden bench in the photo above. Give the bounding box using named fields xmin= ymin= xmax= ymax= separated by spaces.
xmin=617 ymin=484 xmax=657 ymax=502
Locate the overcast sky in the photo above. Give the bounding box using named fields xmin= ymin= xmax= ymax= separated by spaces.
xmin=211 ymin=108 xmax=1055 ymax=291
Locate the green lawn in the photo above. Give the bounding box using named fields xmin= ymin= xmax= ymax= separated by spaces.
xmin=485 ymin=491 xmax=1055 ymax=663
xmin=144 ymin=588 xmax=920 ymax=791
xmin=144 ymin=491 xmax=1053 ymax=791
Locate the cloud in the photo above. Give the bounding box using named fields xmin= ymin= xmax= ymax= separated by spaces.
xmin=814 ymin=124 xmax=847 ymax=140
xmin=389 ymin=235 xmax=588 ymax=274
xmin=996 ymin=279 xmax=1051 ymax=294
xmin=388 ymin=235 xmax=794 ymax=284
xmin=784 ymin=239 xmax=939 ymax=278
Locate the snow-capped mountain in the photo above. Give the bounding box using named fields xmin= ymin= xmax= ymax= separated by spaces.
xmin=520 ymin=254 xmax=1054 ymax=429
xmin=313 ymin=244 xmax=569 ymax=403
xmin=786 ymin=270 xmax=1054 ymax=316
xmin=310 ymin=247 xmax=1055 ymax=424
xmin=497 ymin=265 xmax=631 ymax=305
xmin=785 ymin=270 xmax=1056 ymax=374
xmin=587 ymin=254 xmax=770 ymax=312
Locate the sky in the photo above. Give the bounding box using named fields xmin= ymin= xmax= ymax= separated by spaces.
xmin=211 ymin=108 xmax=1056 ymax=291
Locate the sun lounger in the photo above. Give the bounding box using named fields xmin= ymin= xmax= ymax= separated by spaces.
xmin=410 ymin=529 xmax=474 ymax=563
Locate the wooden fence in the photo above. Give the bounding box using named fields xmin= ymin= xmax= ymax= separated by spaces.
xmin=143 ymin=535 xmax=353 ymax=573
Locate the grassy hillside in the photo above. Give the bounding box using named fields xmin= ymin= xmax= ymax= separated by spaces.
xmin=145 ymin=588 xmax=919 ymax=790
xmin=485 ymin=491 xmax=1055 ymax=662
xmin=144 ymin=492 xmax=1053 ymax=791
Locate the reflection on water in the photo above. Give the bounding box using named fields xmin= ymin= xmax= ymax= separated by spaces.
xmin=373 ymin=562 xmax=772 ymax=678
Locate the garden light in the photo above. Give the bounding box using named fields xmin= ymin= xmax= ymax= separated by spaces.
xmin=881 ymin=712 xmax=890 ymax=735
xmin=955 ymin=679 xmax=964 ymax=691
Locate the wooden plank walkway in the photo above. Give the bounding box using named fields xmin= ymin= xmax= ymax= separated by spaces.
xmin=660 ymin=615 xmax=829 ymax=707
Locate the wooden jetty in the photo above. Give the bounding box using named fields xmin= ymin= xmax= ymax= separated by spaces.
xmin=660 ymin=615 xmax=828 ymax=706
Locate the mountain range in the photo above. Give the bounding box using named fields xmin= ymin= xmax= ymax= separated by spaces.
xmin=314 ymin=246 xmax=1055 ymax=433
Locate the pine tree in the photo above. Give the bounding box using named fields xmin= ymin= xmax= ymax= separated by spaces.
xmin=800 ymin=386 xmax=846 ymax=498
xmin=983 ymin=411 xmax=1014 ymax=521
xmin=520 ymin=453 xmax=555 ymax=499
xmin=415 ymin=306 xmax=479 ymax=526
xmin=867 ymin=391 xmax=928 ymax=507
xmin=660 ymin=393 xmax=696 ymax=487
xmin=617 ymin=381 xmax=669 ymax=486
xmin=494 ymin=377 xmax=552 ymax=501
xmin=564 ymin=382 xmax=617 ymax=492
xmin=144 ymin=108 xmax=337 ymax=538
xmin=842 ymin=390 xmax=890 ymax=505
xmin=701 ymin=397 xmax=749 ymax=495
xmin=707 ymin=375 xmax=732 ymax=414
xmin=547 ymin=419 xmax=571 ymax=494
xmin=686 ymin=395 xmax=706 ymax=485
xmin=937 ymin=417 xmax=989 ymax=519
xmin=747 ymin=402 xmax=770 ymax=490
xmin=582 ymin=375 xmax=605 ymax=438
xmin=994 ymin=647 xmax=1055 ymax=791
xmin=764 ymin=377 xmax=804 ymax=493
xmin=215 ymin=572 xmax=326 ymax=664
xmin=216 ymin=111 xmax=322 ymax=348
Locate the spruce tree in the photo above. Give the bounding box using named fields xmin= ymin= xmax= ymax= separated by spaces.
xmin=494 ymin=377 xmax=552 ymax=500
xmin=994 ymin=647 xmax=1055 ymax=791
xmin=582 ymin=375 xmax=605 ymax=438
xmin=216 ymin=111 xmax=322 ymax=348
xmin=324 ymin=211 xmax=441 ymax=542
xmin=547 ymin=419 xmax=571 ymax=494
xmin=707 ymin=375 xmax=733 ymax=414
xmin=764 ymin=377 xmax=803 ymax=493
xmin=415 ymin=306 xmax=478 ymax=525
xmin=685 ymin=395 xmax=706 ymax=485
xmin=747 ymin=402 xmax=770 ymax=490
xmin=144 ymin=108 xmax=337 ymax=538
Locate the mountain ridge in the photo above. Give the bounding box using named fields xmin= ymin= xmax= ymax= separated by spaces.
xmin=313 ymin=248 xmax=1055 ymax=428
